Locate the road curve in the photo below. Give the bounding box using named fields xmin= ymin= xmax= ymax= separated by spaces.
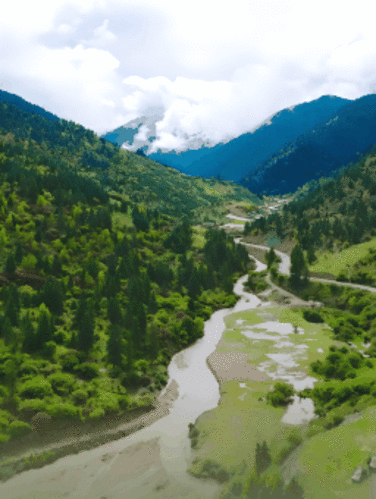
xmin=238 ymin=239 xmax=376 ymax=295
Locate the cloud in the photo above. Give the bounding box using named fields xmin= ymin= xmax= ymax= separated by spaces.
xmin=1 ymin=0 xmax=376 ymax=143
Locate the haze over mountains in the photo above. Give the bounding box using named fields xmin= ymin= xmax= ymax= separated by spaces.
xmin=102 ymin=93 xmax=376 ymax=196
xmin=102 ymin=95 xmax=351 ymax=179
xmin=3 ymin=87 xmax=376 ymax=199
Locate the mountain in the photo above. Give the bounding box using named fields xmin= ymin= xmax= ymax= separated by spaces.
xmin=0 ymin=89 xmax=60 ymax=122
xmin=241 ymin=93 xmax=376 ymax=195
xmin=102 ymin=111 xmax=164 ymax=153
xmin=101 ymin=95 xmax=351 ymax=181
xmin=0 ymin=91 xmax=258 ymax=220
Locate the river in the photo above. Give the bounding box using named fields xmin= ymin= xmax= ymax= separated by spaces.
xmin=0 ymin=240 xmax=310 ymax=499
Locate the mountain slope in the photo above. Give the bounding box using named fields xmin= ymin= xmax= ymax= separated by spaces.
xmin=0 ymin=90 xmax=60 ymax=123
xmin=102 ymin=95 xmax=351 ymax=181
xmin=0 ymin=94 xmax=259 ymax=220
xmin=241 ymin=93 xmax=376 ymax=195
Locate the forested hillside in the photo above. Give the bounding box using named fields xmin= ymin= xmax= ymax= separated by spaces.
xmin=245 ymin=143 xmax=376 ymax=264
xmin=0 ymin=95 xmax=259 ymax=221
xmin=0 ymin=98 xmax=255 ymax=453
xmin=240 ymin=94 xmax=376 ymax=195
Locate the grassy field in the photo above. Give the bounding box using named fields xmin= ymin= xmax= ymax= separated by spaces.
xmin=187 ymin=304 xmax=344 ymax=495
xmin=296 ymin=405 xmax=376 ymax=499
xmin=309 ymin=237 xmax=376 ymax=277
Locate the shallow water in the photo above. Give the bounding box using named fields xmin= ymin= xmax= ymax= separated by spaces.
xmin=239 ymin=317 xmax=317 ymax=425
xmin=0 ymin=245 xmax=318 ymax=498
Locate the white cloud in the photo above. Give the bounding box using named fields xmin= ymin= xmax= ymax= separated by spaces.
xmin=1 ymin=0 xmax=376 ymax=143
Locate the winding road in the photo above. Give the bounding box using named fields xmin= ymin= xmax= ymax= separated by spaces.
xmin=238 ymin=239 xmax=376 ymax=295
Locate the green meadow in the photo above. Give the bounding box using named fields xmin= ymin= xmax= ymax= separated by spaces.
xmin=295 ymin=405 xmax=376 ymax=499
xmin=309 ymin=237 xmax=376 ymax=277
xmin=187 ymin=304 xmax=343 ymax=494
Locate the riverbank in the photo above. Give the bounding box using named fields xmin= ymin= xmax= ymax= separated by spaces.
xmin=0 ymin=380 xmax=179 ymax=482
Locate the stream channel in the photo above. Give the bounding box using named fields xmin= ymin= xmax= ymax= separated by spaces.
xmin=0 ymin=242 xmax=317 ymax=499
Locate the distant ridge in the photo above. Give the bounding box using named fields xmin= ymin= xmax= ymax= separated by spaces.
xmin=102 ymin=95 xmax=351 ymax=181
xmin=241 ymin=93 xmax=376 ymax=195
xmin=0 ymin=89 xmax=60 ymax=122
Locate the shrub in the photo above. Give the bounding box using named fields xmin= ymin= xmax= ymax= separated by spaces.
xmin=53 ymin=330 xmax=69 ymax=345
xmin=74 ymin=362 xmax=99 ymax=380
xmin=95 ymin=391 xmax=120 ymax=413
xmin=118 ymin=394 xmax=130 ymax=409
xmin=18 ymin=377 xmax=54 ymax=399
xmin=71 ymin=389 xmax=88 ymax=405
xmin=0 ymin=433 xmax=10 ymax=445
xmin=348 ymin=352 xmax=363 ymax=369
xmin=60 ymin=353 xmax=80 ymax=372
xmin=20 ymin=285 xmax=35 ymax=307
xmin=19 ymin=362 xmax=39 ymax=379
xmin=46 ymin=402 xmax=79 ymax=419
xmin=42 ymin=341 xmax=57 ymax=361
xmin=47 ymin=372 xmax=76 ymax=396
xmin=267 ymin=383 xmax=294 ymax=407
xmin=303 ymin=309 xmax=324 ymax=323
xmin=324 ymin=414 xmax=344 ymax=430
xmin=7 ymin=420 xmax=32 ymax=438
xmin=88 ymin=407 xmax=105 ymax=420
xmin=18 ymin=399 xmax=48 ymax=420
xmin=21 ymin=253 xmax=38 ymax=270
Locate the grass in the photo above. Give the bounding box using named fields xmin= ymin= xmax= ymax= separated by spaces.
xmin=309 ymin=237 xmax=376 ymax=277
xmin=296 ymin=405 xmax=376 ymax=499
xmin=227 ymin=219 xmax=246 ymax=225
xmin=188 ymin=304 xmax=344 ymax=490
xmin=188 ymin=379 xmax=287 ymax=480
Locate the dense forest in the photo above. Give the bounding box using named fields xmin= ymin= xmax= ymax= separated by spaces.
xmin=245 ymin=144 xmax=376 ymax=278
xmin=0 ymin=99 xmax=255 ymax=450
xmin=0 ymin=95 xmax=259 ymax=221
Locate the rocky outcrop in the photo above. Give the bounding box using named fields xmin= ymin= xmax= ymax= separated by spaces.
xmin=369 ymin=456 xmax=376 ymax=470
xmin=351 ymin=466 xmax=367 ymax=483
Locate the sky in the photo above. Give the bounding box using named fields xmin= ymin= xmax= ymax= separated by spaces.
xmin=2 ymin=0 xmax=376 ymax=152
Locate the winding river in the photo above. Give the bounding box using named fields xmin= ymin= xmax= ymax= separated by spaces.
xmin=0 ymin=239 xmax=309 ymax=499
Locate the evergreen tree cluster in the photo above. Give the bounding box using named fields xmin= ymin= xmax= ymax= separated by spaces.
xmin=244 ymin=147 xmax=376 ymax=253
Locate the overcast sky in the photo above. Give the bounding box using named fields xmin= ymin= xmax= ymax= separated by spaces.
xmin=2 ymin=0 xmax=376 ymax=152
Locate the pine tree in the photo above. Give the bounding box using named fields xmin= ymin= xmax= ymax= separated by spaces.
xmin=74 ymin=297 xmax=87 ymax=328
xmin=4 ymin=251 xmax=16 ymax=273
xmin=34 ymin=226 xmax=42 ymax=243
xmin=106 ymin=253 xmax=118 ymax=275
xmin=51 ymin=254 xmax=62 ymax=277
xmin=187 ymin=267 xmax=202 ymax=299
xmin=4 ymin=284 xmax=21 ymax=327
xmin=148 ymin=291 xmax=158 ymax=314
xmin=56 ymin=210 xmax=66 ymax=233
xmin=77 ymin=299 xmax=95 ymax=353
xmin=3 ymin=351 xmax=22 ymax=410
xmin=266 ymin=247 xmax=277 ymax=270
xmin=107 ymin=296 xmax=123 ymax=325
xmin=146 ymin=324 xmax=160 ymax=364
xmin=306 ymin=245 xmax=316 ymax=265
xmin=289 ymin=244 xmax=308 ymax=288
xmin=14 ymin=240 xmax=23 ymax=265
xmin=123 ymin=331 xmax=135 ymax=375
xmin=106 ymin=323 xmax=125 ymax=368
xmin=2 ymin=316 xmax=15 ymax=347
xmin=39 ymin=276 xmax=64 ymax=315
xmin=35 ymin=304 xmax=54 ymax=349
xmin=21 ymin=310 xmax=37 ymax=354
xmin=117 ymin=256 xmax=129 ymax=279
